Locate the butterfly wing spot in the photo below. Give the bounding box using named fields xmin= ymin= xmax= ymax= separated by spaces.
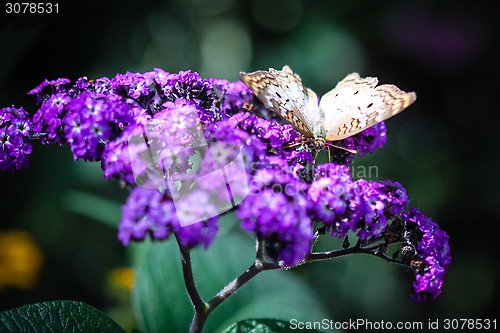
xmin=367 ymin=103 xmax=373 ymax=108
xmin=336 ymin=118 xmax=364 ymax=136
xmin=351 ymin=118 xmax=360 ymax=130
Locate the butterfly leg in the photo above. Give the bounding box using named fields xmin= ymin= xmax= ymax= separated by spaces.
xmin=312 ymin=148 xmax=320 ymax=177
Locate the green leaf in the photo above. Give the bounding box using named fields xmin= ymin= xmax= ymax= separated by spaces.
xmin=223 ymin=318 xmax=324 ymax=333
xmin=131 ymin=223 xmax=332 ymax=333
xmin=63 ymin=190 xmax=122 ymax=229
xmin=0 ymin=300 xmax=125 ymax=332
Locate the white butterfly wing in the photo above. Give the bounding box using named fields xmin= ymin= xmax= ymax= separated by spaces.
xmin=320 ymin=73 xmax=416 ymax=141
xmin=239 ymin=66 xmax=323 ymax=138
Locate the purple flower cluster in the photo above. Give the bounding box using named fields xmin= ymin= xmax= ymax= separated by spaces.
xmin=0 ymin=106 xmax=33 ymax=171
xmin=30 ymin=78 xmax=137 ymax=160
xmin=118 ymin=187 xmax=218 ymax=249
xmin=24 ymin=70 xmax=236 ymax=248
xmin=28 ymin=69 xmax=219 ymax=161
xmin=63 ymin=92 xmax=135 ymax=161
xmin=18 ymin=68 xmax=450 ymax=301
xmin=164 ymin=70 xmax=215 ymax=110
xmin=399 ymin=208 xmax=451 ymax=301
xmin=103 ymin=77 xmax=254 ymax=246
xmin=308 ymin=164 xmax=408 ymax=240
xmin=102 ymin=99 xmax=201 ymax=187
xmin=237 ymin=167 xmax=313 ymax=266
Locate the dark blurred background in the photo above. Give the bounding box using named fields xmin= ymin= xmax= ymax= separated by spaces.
xmin=1 ymin=0 xmax=498 ymax=331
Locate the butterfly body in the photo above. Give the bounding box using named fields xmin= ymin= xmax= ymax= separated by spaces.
xmin=239 ymin=66 xmax=416 ymax=147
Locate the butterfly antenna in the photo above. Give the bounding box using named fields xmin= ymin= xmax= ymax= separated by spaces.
xmin=284 ymin=136 xmax=308 ymax=149
xmin=330 ymin=144 xmax=358 ymax=155
xmin=284 ymin=141 xmax=303 ymax=149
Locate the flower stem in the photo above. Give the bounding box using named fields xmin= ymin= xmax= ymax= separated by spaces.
xmin=206 ymin=260 xmax=282 ymax=312
xmin=179 ymin=236 xmax=409 ymax=333
xmin=305 ymin=244 xmax=409 ymax=267
xmin=176 ymin=238 xmax=208 ymax=333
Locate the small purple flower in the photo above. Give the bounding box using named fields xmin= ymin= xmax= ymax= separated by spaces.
xmin=378 ymin=180 xmax=409 ymax=216
xmin=118 ymin=187 xmax=218 ymax=249
xmin=144 ymin=68 xmax=171 ymax=87
xmin=210 ymin=78 xmax=253 ymax=115
xmin=32 ymin=93 xmax=72 ymax=145
xmin=402 ymin=208 xmax=451 ymax=269
xmin=118 ymin=187 xmax=164 ymax=245
xmin=411 ymin=256 xmax=446 ymax=302
xmin=111 ymin=72 xmax=151 ymax=99
xmin=313 ymin=163 xmax=352 ymax=182
xmin=94 ymin=77 xmax=113 ymax=94
xmin=173 ymin=189 xmax=220 ymax=248
xmin=101 ymin=124 xmax=140 ymax=186
xmin=176 ymin=216 xmax=219 ymax=249
xmin=163 ymin=70 xmax=215 ymax=112
xmin=384 ymin=207 xmax=451 ymax=302
xmin=31 ymin=75 xmax=140 ymax=153
xmin=309 ymin=164 xmax=358 ymax=236
xmin=63 ymin=91 xmax=134 ymax=161
xmin=353 ymin=122 xmax=387 ymax=156
xmin=28 ymin=78 xmax=71 ymax=104
xmin=237 ymin=167 xmax=313 ymax=266
xmin=353 ymin=179 xmax=388 ymax=239
xmin=73 ymin=76 xmax=92 ymax=92
xmin=0 ymin=106 xmax=33 ymax=171
xmin=205 ymin=113 xmax=265 ymax=169
xmin=193 ymin=142 xmax=248 ymax=205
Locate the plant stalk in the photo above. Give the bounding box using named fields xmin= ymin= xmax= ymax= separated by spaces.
xmin=178 ymin=236 xmax=410 ymax=332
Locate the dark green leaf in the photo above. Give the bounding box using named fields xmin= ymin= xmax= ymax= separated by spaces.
xmin=0 ymin=300 xmax=125 ymax=333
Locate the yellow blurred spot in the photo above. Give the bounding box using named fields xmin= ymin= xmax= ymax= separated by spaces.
xmin=108 ymin=267 xmax=136 ymax=291
xmin=0 ymin=230 xmax=43 ymax=290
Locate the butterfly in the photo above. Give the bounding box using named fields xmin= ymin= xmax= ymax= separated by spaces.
xmin=239 ymin=65 xmax=416 ymax=152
